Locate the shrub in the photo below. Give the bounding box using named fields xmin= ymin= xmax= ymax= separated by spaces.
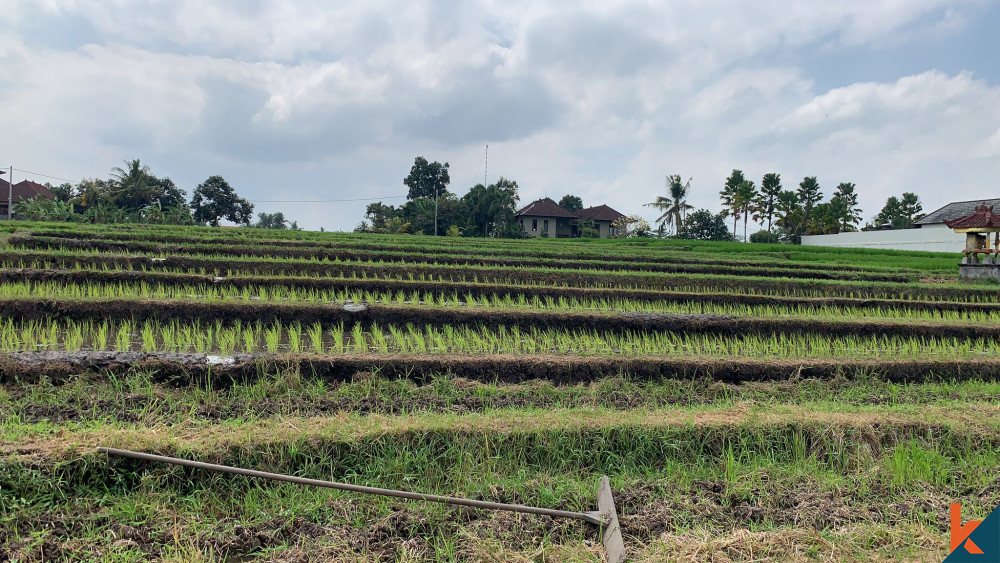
xmin=749 ymin=230 xmax=781 ymax=244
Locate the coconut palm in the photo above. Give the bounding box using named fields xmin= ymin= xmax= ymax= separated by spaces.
xmin=733 ymin=180 xmax=758 ymax=242
xmin=109 ymin=159 xmax=155 ymax=212
xmin=719 ymin=169 xmax=745 ymax=237
xmin=753 ymin=173 xmax=782 ymax=233
xmin=645 ymin=174 xmax=693 ymax=235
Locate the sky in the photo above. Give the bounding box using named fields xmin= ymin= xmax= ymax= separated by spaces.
xmin=1 ymin=0 xmax=999 ymax=232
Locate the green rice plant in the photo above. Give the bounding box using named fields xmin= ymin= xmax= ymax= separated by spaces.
xmin=264 ymin=322 xmax=282 ymax=354
xmin=288 ymin=322 xmax=301 ymax=354
xmin=242 ymin=326 xmax=258 ymax=353
xmin=330 ymin=323 xmax=345 ymax=353
xmin=886 ymin=440 xmax=952 ymax=490
xmin=179 ymin=324 xmax=196 ymax=353
xmin=141 ymin=322 xmax=157 ymax=353
xmin=217 ymin=327 xmax=237 ymax=356
xmin=115 ymin=321 xmax=133 ymax=352
xmin=94 ymin=321 xmax=109 ymax=351
xmin=195 ymin=325 xmax=214 ymax=354
xmin=369 ymin=322 xmax=388 ymax=354
xmin=351 ymin=323 xmax=367 ymax=353
xmin=0 ymin=320 xmax=20 ymax=351
xmin=159 ymin=322 xmax=177 ymax=353
xmin=307 ymin=322 xmax=324 ymax=354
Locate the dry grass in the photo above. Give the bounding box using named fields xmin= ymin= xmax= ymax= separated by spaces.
xmin=635 ymin=523 xmax=947 ymax=562
xmin=5 ymin=403 xmax=999 ymax=462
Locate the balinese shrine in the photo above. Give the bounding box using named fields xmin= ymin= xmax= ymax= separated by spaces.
xmin=945 ymin=203 xmax=1000 ymax=281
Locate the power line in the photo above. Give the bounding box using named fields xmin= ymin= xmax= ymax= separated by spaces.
xmin=250 ymin=195 xmax=407 ymax=203
xmin=12 ymin=168 xmax=76 ymax=183
xmin=11 ymin=166 xmax=407 ymax=204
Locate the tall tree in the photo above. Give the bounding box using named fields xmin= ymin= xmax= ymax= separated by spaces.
xmin=646 ymin=174 xmax=693 ymax=235
xmin=610 ymin=215 xmax=652 ymax=238
xmin=796 ymin=176 xmax=823 ymax=228
xmin=872 ymin=193 xmax=923 ymax=229
xmin=191 ymin=176 xmax=254 ymax=227
xmin=403 ymin=156 xmax=451 ymax=235
xmin=403 ymin=157 xmax=450 ymax=200
xmin=254 ymin=212 xmax=289 ymax=229
xmin=755 ymin=173 xmax=782 ymax=233
xmin=900 ymin=192 xmax=924 ymax=224
xmin=109 ymin=159 xmax=154 ymax=212
xmin=719 ymin=169 xmax=746 ymax=237
xmin=677 ymin=209 xmax=733 ymax=241
xmin=109 ymin=159 xmax=189 ymax=218
xmin=462 ymin=177 xmax=520 ymax=237
xmin=558 ymin=194 xmax=584 ymax=213
xmin=48 ymin=182 xmax=74 ymax=202
xmin=734 ymin=180 xmax=758 ymax=242
xmin=808 ymin=198 xmax=849 ymax=235
xmin=364 ymin=202 xmax=399 ymax=231
xmin=775 ymin=190 xmax=803 ymax=234
xmin=872 ymin=196 xmax=903 ymax=228
xmin=832 ymin=182 xmax=862 ymax=232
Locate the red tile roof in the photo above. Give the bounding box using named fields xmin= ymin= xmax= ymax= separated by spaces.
xmin=515 ymin=198 xmax=579 ymax=218
xmin=944 ymin=203 xmax=1000 ymax=230
xmin=576 ymin=204 xmax=624 ymax=223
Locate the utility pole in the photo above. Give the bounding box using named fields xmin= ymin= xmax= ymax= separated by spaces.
xmin=434 ymin=184 xmax=438 ymax=236
xmin=7 ymin=166 xmax=12 ymax=221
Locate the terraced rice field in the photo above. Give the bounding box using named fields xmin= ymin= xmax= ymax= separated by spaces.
xmin=2 ymin=222 xmax=998 ymax=561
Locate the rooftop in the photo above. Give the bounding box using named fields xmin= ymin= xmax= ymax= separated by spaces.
xmin=576 ymin=204 xmax=624 ymax=223
xmin=916 ymin=198 xmax=1000 ymax=225
xmin=944 ymin=203 xmax=1000 ymax=230
xmin=514 ymin=198 xmax=579 ymax=219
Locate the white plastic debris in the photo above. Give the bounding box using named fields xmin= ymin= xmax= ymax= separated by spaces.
xmin=205 ymin=355 xmax=236 ymax=365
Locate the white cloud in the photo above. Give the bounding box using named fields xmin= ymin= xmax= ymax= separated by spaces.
xmin=0 ymin=0 xmax=995 ymax=231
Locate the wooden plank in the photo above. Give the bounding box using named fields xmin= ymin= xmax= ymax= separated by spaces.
xmin=597 ymin=475 xmax=627 ymax=563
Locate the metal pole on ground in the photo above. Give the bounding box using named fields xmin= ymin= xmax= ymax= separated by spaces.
xmin=6 ymin=166 xmax=11 ymax=221
xmin=98 ymin=446 xmax=626 ymax=561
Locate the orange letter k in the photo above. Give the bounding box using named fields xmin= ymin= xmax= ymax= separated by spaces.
xmin=951 ymin=503 xmax=984 ymax=554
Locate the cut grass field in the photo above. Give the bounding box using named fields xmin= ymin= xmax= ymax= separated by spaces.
xmin=0 ymin=223 xmax=990 ymax=562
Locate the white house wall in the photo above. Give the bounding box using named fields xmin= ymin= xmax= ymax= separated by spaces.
xmin=801 ymin=225 xmax=965 ymax=253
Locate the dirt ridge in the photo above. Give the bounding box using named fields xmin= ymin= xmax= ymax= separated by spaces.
xmin=5 ymin=351 xmax=1000 ymax=386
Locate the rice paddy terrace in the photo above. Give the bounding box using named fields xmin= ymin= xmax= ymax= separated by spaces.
xmin=2 ymin=222 xmax=998 ymax=561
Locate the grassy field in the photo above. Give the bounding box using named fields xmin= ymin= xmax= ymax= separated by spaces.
xmin=1 ymin=222 xmax=993 ymax=562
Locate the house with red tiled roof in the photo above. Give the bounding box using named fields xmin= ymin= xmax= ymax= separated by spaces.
xmin=0 ymin=180 xmax=56 ymax=217
xmin=574 ymin=204 xmax=626 ymax=238
xmin=515 ymin=198 xmax=625 ymax=238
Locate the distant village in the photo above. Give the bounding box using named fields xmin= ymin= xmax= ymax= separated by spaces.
xmin=2 ymin=156 xmax=988 ymax=252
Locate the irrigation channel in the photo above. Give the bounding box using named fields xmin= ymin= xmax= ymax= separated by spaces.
xmin=2 ymin=222 xmax=995 ymax=561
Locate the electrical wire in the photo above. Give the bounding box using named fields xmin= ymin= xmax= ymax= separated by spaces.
xmin=12 ymin=168 xmax=76 ymax=184
xmin=250 ymin=195 xmax=407 ymax=203
xmin=9 ymin=167 xmax=407 ymax=204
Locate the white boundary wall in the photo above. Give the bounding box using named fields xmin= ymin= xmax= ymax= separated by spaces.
xmin=801 ymin=224 xmax=964 ymax=253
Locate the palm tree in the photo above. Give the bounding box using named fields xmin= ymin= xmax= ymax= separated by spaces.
xmin=756 ymin=173 xmax=782 ymax=233
xmin=775 ymin=190 xmax=801 ymax=233
xmin=719 ymin=169 xmax=745 ymax=237
xmin=832 ymin=182 xmax=862 ymax=232
xmin=733 ymin=180 xmax=758 ymax=242
xmin=645 ymin=174 xmax=693 ymax=234
xmin=110 ymin=159 xmax=154 ymax=212
xmin=796 ymin=176 xmax=823 ymax=228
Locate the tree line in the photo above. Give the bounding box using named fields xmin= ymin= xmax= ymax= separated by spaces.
xmin=18 ymin=159 xmax=300 ymax=229
xmin=360 ymin=156 xmax=661 ymax=239
xmin=358 ymin=156 xmax=526 ymax=238
xmin=646 ymin=170 xmax=926 ymax=243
